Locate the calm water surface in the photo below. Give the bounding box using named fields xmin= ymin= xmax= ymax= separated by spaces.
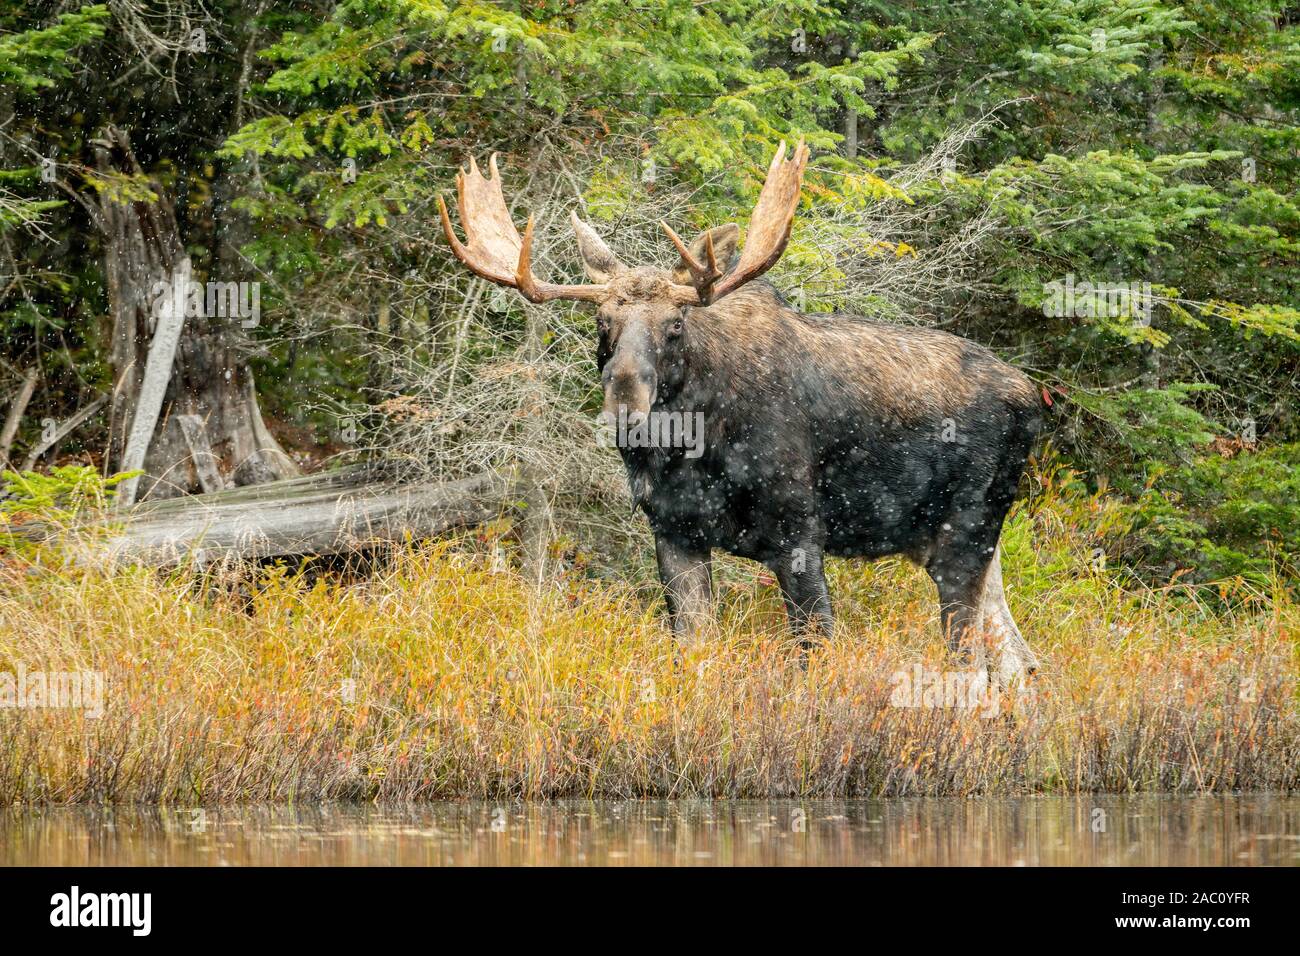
xmin=3 ymin=796 xmax=1297 ymax=866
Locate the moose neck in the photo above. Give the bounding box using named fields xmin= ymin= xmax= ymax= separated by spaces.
xmin=668 ymin=281 xmax=795 ymax=411
xmin=616 ymin=281 xmax=799 ymax=508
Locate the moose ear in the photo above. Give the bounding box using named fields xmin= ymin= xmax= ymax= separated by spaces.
xmin=570 ymin=211 xmax=625 ymax=283
xmin=672 ymin=224 xmax=739 ymax=286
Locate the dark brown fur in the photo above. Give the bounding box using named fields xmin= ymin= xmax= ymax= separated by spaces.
xmin=592 ymin=256 xmax=1041 ymax=672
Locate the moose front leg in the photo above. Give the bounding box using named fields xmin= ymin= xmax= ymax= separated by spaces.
xmin=771 ymin=542 xmax=834 ymax=648
xmin=655 ymin=535 xmax=714 ymax=647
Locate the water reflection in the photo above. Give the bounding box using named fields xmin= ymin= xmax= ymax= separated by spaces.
xmin=3 ymin=796 xmax=1297 ymax=866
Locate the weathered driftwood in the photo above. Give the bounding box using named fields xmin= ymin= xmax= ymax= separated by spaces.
xmin=93 ymin=466 xmax=511 ymax=566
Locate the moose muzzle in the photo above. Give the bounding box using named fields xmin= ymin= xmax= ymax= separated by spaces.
xmin=602 ymin=326 xmax=657 ymax=420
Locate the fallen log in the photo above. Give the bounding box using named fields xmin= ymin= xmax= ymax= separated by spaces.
xmin=89 ymin=466 xmax=512 ymax=566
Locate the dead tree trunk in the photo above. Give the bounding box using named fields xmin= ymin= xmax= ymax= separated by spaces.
xmin=0 ymin=366 xmax=39 ymax=466
xmin=518 ymin=301 xmax=554 ymax=584
xmin=93 ymin=125 xmax=298 ymax=501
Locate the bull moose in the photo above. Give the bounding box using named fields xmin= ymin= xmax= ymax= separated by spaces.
xmin=439 ymin=143 xmax=1042 ymax=685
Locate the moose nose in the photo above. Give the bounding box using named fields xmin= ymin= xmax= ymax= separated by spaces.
xmin=603 ymin=364 xmax=656 ymax=419
xmin=602 ymin=320 xmax=658 ymax=418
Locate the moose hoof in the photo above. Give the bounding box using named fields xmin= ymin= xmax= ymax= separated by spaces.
xmin=992 ymin=638 xmax=1039 ymax=688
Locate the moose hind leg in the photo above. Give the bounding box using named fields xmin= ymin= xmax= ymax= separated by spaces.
xmin=655 ymin=535 xmax=714 ymax=647
xmin=979 ymin=544 xmax=1039 ymax=686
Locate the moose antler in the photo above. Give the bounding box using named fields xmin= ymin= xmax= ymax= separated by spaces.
xmin=671 ymin=140 xmax=809 ymax=306
xmin=660 ymin=221 xmax=723 ymax=302
xmin=438 ymin=154 xmax=607 ymax=304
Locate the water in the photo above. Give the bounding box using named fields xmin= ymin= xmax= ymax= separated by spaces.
xmin=3 ymin=795 xmax=1297 ymax=866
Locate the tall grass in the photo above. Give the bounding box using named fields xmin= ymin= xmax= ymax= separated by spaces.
xmin=0 ymin=472 xmax=1296 ymax=804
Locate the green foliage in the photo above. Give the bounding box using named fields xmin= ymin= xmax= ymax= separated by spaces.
xmin=1072 ymin=383 xmax=1219 ymax=465
xmin=1015 ymin=0 xmax=1193 ymax=87
xmin=1118 ymin=443 xmax=1300 ymax=586
xmin=0 ymin=466 xmax=139 ymax=554
xmin=1 ymin=466 xmax=137 ymax=523
xmin=0 ymin=6 xmax=108 ymax=231
xmin=219 ymin=0 xmax=932 ymax=227
xmin=0 ymin=5 xmax=108 ymax=92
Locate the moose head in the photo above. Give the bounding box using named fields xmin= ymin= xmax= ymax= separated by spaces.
xmin=437 ymin=142 xmax=808 ymax=420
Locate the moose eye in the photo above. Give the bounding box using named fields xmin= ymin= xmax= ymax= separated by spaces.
xmin=668 ymin=317 xmax=685 ymax=337
xmin=597 ymin=316 xmax=610 ymax=335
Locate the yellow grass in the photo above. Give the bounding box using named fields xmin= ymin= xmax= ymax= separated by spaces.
xmin=0 ymin=477 xmax=1296 ymax=804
